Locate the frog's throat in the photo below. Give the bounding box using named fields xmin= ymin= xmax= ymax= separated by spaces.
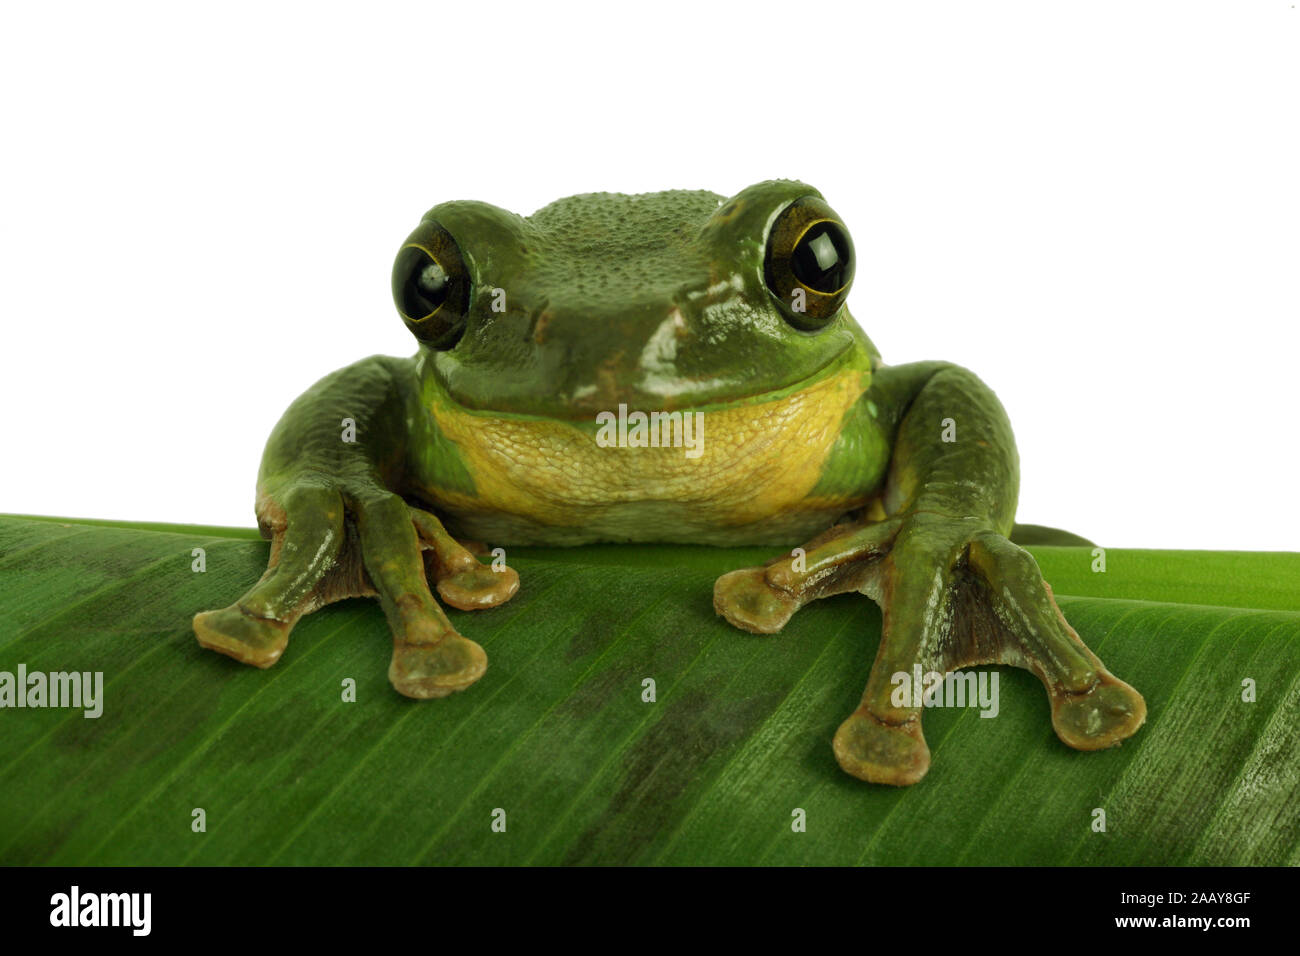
xmin=409 ymin=345 xmax=879 ymax=544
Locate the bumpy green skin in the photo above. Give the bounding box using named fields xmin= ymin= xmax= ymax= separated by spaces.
xmin=193 ymin=180 xmax=1146 ymax=786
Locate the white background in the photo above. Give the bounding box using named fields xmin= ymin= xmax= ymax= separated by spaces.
xmin=1 ymin=1 xmax=1296 ymax=550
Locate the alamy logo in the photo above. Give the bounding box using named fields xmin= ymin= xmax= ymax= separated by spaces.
xmin=595 ymin=404 xmax=704 ymax=459
xmin=0 ymin=665 xmax=103 ymax=718
xmin=50 ymin=886 xmax=151 ymax=936
xmin=890 ymin=665 xmax=1000 ymax=718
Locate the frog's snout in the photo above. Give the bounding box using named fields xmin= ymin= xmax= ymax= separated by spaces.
xmin=525 ymin=301 xmax=705 ymax=413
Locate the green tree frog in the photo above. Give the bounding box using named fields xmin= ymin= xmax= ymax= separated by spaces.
xmin=194 ymin=180 xmax=1145 ymax=785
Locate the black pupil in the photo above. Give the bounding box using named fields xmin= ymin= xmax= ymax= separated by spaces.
xmin=791 ymin=222 xmax=851 ymax=293
xmin=397 ymin=246 xmax=450 ymax=318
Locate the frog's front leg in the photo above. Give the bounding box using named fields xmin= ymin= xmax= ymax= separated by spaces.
xmin=193 ymin=357 xmax=519 ymax=698
xmin=714 ymin=363 xmax=1146 ymax=786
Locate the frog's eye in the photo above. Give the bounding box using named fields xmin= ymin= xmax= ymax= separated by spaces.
xmin=392 ymin=222 xmax=470 ymax=349
xmin=763 ymin=197 xmax=855 ymax=331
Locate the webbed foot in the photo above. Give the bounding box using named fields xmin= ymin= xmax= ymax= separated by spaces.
xmin=714 ymin=514 xmax=1145 ymax=785
xmin=194 ymin=482 xmax=518 ymax=699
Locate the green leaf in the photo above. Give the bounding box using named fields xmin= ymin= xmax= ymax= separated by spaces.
xmin=0 ymin=513 xmax=1297 ymax=865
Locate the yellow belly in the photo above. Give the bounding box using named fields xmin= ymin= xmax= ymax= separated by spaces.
xmin=418 ymin=367 xmax=873 ymax=546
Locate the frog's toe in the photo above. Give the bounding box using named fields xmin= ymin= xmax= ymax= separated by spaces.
xmin=832 ymin=709 xmax=931 ymax=786
xmin=1050 ymin=676 xmax=1147 ymax=751
xmin=713 ymin=567 xmax=800 ymax=634
xmin=436 ymin=565 xmax=520 ymax=611
xmin=389 ymin=632 xmax=488 ymax=699
xmin=355 ymin=493 xmax=493 ymax=698
xmin=408 ymin=506 xmax=520 ymax=611
xmin=193 ymin=605 xmax=292 ymax=668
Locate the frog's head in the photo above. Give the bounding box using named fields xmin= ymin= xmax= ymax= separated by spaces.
xmin=392 ymin=180 xmax=880 ymax=419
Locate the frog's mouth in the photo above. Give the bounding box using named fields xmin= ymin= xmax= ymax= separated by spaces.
xmin=421 ymin=327 xmax=875 ymax=423
xmin=567 ymin=339 xmax=867 ymax=418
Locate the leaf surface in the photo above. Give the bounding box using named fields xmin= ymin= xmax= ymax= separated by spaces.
xmin=0 ymin=514 xmax=1296 ymax=865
